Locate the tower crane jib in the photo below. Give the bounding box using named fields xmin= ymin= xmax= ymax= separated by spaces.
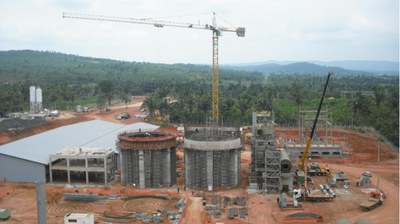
xmin=63 ymin=12 xmax=245 ymax=125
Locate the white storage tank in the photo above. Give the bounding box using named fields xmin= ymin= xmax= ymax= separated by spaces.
xmin=64 ymin=213 xmax=94 ymax=224
xmin=29 ymin=86 xmax=36 ymax=113
xmin=35 ymin=86 xmax=43 ymax=112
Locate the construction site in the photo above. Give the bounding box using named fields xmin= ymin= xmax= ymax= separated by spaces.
xmin=0 ymin=93 xmax=398 ymax=224
xmin=0 ymin=11 xmax=398 ymax=224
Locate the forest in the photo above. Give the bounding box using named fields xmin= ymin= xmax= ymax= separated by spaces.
xmin=0 ymin=50 xmax=398 ymax=146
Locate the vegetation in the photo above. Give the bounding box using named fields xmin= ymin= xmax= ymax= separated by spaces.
xmin=0 ymin=50 xmax=398 ymax=146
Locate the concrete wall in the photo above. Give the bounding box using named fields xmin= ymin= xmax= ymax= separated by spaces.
xmin=0 ymin=154 xmax=46 ymax=182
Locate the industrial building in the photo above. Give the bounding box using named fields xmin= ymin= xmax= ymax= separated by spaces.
xmin=49 ymin=147 xmax=117 ymax=185
xmin=291 ymin=110 xmax=343 ymax=157
xmin=117 ymin=131 xmax=177 ymax=188
xmin=249 ymin=111 xmax=294 ymax=193
xmin=0 ymin=120 xmax=158 ymax=183
xmin=184 ymin=126 xmax=242 ymax=189
xmin=285 ymin=143 xmax=343 ymax=158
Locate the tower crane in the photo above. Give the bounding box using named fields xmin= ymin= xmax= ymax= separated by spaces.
xmin=63 ymin=12 xmax=245 ymax=125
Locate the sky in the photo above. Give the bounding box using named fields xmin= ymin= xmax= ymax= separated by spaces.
xmin=0 ymin=0 xmax=398 ymax=64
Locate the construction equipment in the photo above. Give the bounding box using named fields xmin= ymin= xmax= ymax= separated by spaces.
xmin=359 ymin=191 xmax=384 ymax=211
xmin=357 ymin=171 xmax=372 ymax=187
xmin=300 ymin=72 xmax=332 ymax=171
xmin=293 ymin=188 xmax=334 ymax=202
xmin=306 ymin=163 xmax=331 ymax=176
xmin=63 ymin=12 xmax=245 ymax=126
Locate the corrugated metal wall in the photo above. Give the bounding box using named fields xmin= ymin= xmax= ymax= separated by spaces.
xmin=0 ymin=154 xmax=45 ymax=182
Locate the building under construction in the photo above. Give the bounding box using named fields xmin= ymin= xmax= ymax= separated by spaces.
xmin=184 ymin=126 xmax=242 ymax=189
xmin=49 ymin=147 xmax=117 ymax=185
xmin=285 ymin=110 xmax=343 ymax=158
xmin=249 ymin=111 xmax=293 ymax=193
xmin=117 ymin=130 xmax=177 ymax=188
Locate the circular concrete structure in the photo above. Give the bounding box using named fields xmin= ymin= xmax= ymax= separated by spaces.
xmin=117 ymin=131 xmax=177 ymax=188
xmin=184 ymin=127 xmax=243 ymax=189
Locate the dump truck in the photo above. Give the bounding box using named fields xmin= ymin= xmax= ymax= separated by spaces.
xmin=359 ymin=191 xmax=384 ymax=211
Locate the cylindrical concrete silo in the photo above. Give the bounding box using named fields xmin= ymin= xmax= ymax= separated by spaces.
xmin=29 ymin=86 xmax=36 ymax=113
xmin=117 ymin=131 xmax=177 ymax=188
xmin=184 ymin=126 xmax=243 ymax=189
xmin=35 ymin=86 xmax=43 ymax=113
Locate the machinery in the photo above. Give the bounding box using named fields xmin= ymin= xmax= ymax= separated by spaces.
xmin=359 ymin=191 xmax=384 ymax=211
xmin=293 ymin=188 xmax=334 ymax=202
xmin=306 ymin=163 xmax=331 ymax=176
xmin=358 ymin=171 xmax=372 ymax=187
xmin=278 ymin=192 xmax=301 ymax=209
xmin=292 ymin=73 xmax=333 ymax=203
xmin=299 ymin=72 xmax=332 ymax=172
xmin=63 ymin=12 xmax=245 ymax=126
xmin=330 ymin=171 xmax=350 ymax=188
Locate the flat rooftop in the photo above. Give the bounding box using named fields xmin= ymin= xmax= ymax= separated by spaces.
xmin=51 ymin=147 xmax=113 ymax=157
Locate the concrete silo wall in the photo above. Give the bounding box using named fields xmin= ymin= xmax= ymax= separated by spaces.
xmin=184 ymin=138 xmax=242 ymax=189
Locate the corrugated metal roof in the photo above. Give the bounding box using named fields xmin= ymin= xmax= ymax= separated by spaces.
xmin=0 ymin=120 xmax=159 ymax=165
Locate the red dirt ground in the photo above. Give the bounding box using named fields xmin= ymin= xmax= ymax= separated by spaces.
xmin=0 ymin=98 xmax=398 ymax=223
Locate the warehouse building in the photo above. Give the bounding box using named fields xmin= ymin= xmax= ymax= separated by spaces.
xmin=0 ymin=120 xmax=158 ymax=183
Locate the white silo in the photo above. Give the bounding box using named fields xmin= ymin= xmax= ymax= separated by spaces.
xmin=35 ymin=87 xmax=43 ymax=113
xmin=29 ymin=86 xmax=36 ymax=113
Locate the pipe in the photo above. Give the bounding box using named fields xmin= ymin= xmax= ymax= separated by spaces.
xmin=280 ymin=150 xmax=292 ymax=173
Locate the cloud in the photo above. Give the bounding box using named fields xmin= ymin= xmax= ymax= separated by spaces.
xmin=0 ymin=0 xmax=398 ymax=62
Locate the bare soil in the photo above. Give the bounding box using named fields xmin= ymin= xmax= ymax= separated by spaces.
xmin=0 ymin=98 xmax=398 ymax=223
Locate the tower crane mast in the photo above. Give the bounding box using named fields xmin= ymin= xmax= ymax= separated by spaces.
xmin=63 ymin=12 xmax=245 ymax=125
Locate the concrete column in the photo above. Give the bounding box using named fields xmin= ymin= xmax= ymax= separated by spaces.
xmin=232 ymin=150 xmax=237 ymax=186
xmin=120 ymin=151 xmax=125 ymax=185
xmin=165 ymin=149 xmax=171 ymax=186
xmin=66 ymin=158 xmax=70 ymax=184
xmin=207 ymin=151 xmax=213 ymax=189
xmin=234 ymin=149 xmax=240 ymax=186
xmin=184 ymin=149 xmax=190 ymax=186
xmin=139 ymin=150 xmax=145 ymax=188
xmin=85 ymin=157 xmax=89 ymax=185
xmin=49 ymin=157 xmax=53 ymax=183
xmin=36 ymin=181 xmax=47 ymax=224
xmin=104 ymin=156 xmax=107 ymax=185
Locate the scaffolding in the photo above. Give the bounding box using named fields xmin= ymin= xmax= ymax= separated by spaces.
xmin=249 ymin=111 xmax=281 ymax=192
xmin=184 ymin=126 xmax=242 ymax=189
xmin=117 ymin=131 xmax=177 ymax=188
xmin=264 ymin=148 xmax=281 ymax=193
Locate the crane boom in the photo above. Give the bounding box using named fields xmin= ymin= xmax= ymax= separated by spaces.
xmin=300 ymin=72 xmax=332 ymax=170
xmin=63 ymin=12 xmax=245 ymax=125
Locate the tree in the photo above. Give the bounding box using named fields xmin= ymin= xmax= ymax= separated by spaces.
xmin=289 ymin=81 xmax=306 ymax=110
xmin=372 ymin=85 xmax=385 ymax=108
xmin=142 ymin=95 xmax=157 ymax=117
xmin=120 ymin=94 xmax=131 ymax=109
xmin=98 ymin=80 xmax=114 ymax=108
